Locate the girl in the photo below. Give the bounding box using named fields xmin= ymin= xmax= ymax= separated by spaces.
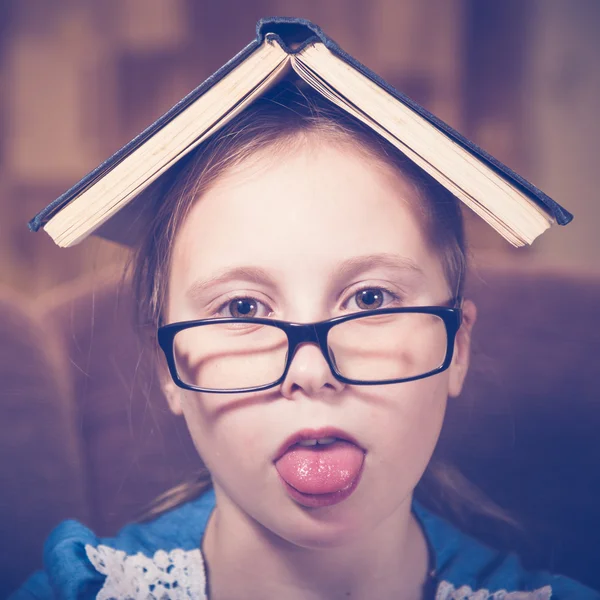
xmin=12 ymin=80 xmax=599 ymax=599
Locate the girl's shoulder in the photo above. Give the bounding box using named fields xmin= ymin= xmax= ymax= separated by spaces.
xmin=10 ymin=491 xmax=600 ymax=599
xmin=9 ymin=489 xmax=215 ymax=599
xmin=414 ymin=501 xmax=600 ymax=599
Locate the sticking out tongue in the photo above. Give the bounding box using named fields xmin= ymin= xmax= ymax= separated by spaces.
xmin=275 ymin=439 xmax=364 ymax=495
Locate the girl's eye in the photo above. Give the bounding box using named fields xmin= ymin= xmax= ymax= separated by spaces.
xmin=229 ymin=298 xmax=257 ymax=317
xmin=346 ymin=287 xmax=399 ymax=311
xmin=218 ymin=297 xmax=271 ymax=318
xmin=355 ymin=288 xmax=384 ymax=310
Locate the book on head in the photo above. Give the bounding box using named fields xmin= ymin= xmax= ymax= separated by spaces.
xmin=28 ymin=17 xmax=573 ymax=249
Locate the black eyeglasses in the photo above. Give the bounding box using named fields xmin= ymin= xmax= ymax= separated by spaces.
xmin=157 ymin=302 xmax=462 ymax=394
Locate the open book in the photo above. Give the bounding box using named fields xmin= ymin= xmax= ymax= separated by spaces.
xmin=28 ymin=17 xmax=573 ymax=248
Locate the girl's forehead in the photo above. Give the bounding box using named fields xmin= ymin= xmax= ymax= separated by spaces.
xmin=171 ymin=143 xmax=440 ymax=284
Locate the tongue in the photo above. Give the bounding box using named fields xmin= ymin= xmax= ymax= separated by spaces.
xmin=275 ymin=440 xmax=364 ymax=495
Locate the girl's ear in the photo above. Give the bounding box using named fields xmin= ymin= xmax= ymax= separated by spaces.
xmin=448 ymin=299 xmax=477 ymax=398
xmin=161 ymin=377 xmax=184 ymax=416
xmin=155 ymin=353 xmax=184 ymax=416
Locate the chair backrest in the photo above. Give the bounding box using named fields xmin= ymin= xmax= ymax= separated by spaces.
xmin=440 ymin=267 xmax=600 ymax=590
xmin=40 ymin=266 xmax=600 ymax=591
xmin=45 ymin=274 xmax=202 ymax=536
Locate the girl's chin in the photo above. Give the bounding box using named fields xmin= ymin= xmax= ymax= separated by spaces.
xmin=263 ymin=480 xmax=412 ymax=550
xmin=265 ymin=498 xmax=372 ymax=549
xmin=277 ymin=521 xmax=368 ymax=550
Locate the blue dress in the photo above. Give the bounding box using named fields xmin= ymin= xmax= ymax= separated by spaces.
xmin=10 ymin=488 xmax=600 ymax=599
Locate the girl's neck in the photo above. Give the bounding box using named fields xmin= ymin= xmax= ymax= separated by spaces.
xmin=200 ymin=490 xmax=430 ymax=600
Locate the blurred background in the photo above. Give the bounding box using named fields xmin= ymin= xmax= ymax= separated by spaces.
xmin=0 ymin=0 xmax=599 ymax=297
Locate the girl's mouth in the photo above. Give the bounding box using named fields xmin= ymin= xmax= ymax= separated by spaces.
xmin=274 ymin=430 xmax=366 ymax=507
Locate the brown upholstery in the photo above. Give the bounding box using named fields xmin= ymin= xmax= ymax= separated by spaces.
xmin=0 ymin=291 xmax=89 ymax=597
xmin=44 ymin=274 xmax=202 ymax=536
xmin=440 ymin=267 xmax=600 ymax=588
xmin=2 ymin=266 xmax=600 ymax=594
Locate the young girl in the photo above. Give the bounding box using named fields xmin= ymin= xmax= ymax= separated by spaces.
xmin=11 ymin=80 xmax=599 ymax=599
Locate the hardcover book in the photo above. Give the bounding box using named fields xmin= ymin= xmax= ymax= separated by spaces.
xmin=28 ymin=17 xmax=573 ymax=248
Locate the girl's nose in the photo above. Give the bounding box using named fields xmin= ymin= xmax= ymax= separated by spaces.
xmin=280 ymin=342 xmax=345 ymax=399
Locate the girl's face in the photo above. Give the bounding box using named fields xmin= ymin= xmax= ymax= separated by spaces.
xmin=163 ymin=138 xmax=474 ymax=548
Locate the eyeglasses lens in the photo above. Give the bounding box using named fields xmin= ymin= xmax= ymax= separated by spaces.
xmin=327 ymin=312 xmax=447 ymax=382
xmin=173 ymin=322 xmax=288 ymax=391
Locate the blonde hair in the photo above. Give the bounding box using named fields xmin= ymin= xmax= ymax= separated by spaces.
xmin=130 ymin=79 xmax=519 ymax=534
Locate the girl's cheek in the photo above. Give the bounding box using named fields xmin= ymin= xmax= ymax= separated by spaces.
xmin=220 ymin=423 xmax=264 ymax=464
xmin=375 ymin=379 xmax=447 ymax=448
xmin=193 ymin=405 xmax=267 ymax=468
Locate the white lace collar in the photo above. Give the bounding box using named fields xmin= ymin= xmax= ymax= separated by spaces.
xmin=86 ymin=544 xmax=207 ymax=599
xmin=86 ymin=544 xmax=552 ymax=599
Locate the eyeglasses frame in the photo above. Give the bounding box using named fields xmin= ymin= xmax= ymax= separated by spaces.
xmin=157 ymin=301 xmax=463 ymax=394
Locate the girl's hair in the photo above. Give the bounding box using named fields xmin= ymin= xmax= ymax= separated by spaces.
xmin=130 ymin=78 xmax=519 ymax=537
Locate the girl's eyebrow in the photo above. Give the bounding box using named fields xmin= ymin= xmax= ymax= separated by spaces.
xmin=186 ymin=255 xmax=424 ymax=301
xmin=335 ymin=253 xmax=425 ymax=280
xmin=185 ymin=266 xmax=276 ymax=302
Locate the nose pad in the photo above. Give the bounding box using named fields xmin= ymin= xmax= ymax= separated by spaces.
xmin=328 ymin=346 xmax=339 ymax=372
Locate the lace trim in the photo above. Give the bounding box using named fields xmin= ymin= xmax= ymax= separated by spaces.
xmin=435 ymin=580 xmax=552 ymax=600
xmin=85 ymin=544 xmax=207 ymax=600
xmin=85 ymin=544 xmax=552 ymax=600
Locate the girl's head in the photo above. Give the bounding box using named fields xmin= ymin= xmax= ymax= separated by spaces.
xmin=132 ymin=80 xmax=476 ymax=547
